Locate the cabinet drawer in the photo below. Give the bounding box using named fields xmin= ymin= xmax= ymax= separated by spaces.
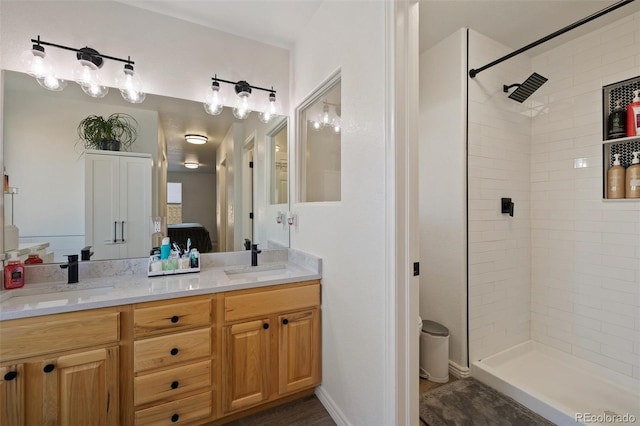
xmin=134 ymin=328 xmax=211 ymax=373
xmin=135 ymin=391 xmax=211 ymax=426
xmin=134 ymin=360 xmax=211 ymax=406
xmin=134 ymin=298 xmax=211 ymax=338
xmin=224 ymin=283 xmax=320 ymax=323
xmin=0 ymin=309 xmax=119 ymax=362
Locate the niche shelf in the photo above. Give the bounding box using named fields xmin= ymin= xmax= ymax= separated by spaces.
xmin=602 ymin=76 xmax=640 ymax=201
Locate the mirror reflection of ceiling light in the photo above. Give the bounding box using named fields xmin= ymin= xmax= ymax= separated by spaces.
xmin=185 ymin=134 xmax=208 ymax=145
xmin=310 ymin=100 xmax=341 ymax=133
xmin=184 ymin=162 xmax=199 ymax=169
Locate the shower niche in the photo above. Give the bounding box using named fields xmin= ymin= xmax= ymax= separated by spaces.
xmin=602 ymin=76 xmax=640 ymax=200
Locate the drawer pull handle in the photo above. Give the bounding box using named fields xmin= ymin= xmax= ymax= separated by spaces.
xmin=263 ymin=323 xmax=269 ymax=330
xmin=170 ymin=315 xmax=180 ymax=323
xmin=43 ymin=364 xmax=55 ymax=373
xmin=171 ymin=380 xmax=179 ymax=389
xmin=171 ymin=413 xmax=180 ymax=423
xmin=170 ymin=348 xmax=179 ymax=356
xmin=3 ymin=371 xmax=17 ymax=381
xmin=282 ymin=318 xmax=289 ymax=325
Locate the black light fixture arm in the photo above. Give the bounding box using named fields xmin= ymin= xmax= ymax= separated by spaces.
xmin=468 ymin=0 xmax=634 ymax=78
xmin=211 ymin=75 xmax=276 ymax=94
xmin=31 ymin=35 xmax=134 ymax=65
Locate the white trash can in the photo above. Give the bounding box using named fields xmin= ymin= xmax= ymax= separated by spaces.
xmin=419 ymin=320 xmax=449 ymax=383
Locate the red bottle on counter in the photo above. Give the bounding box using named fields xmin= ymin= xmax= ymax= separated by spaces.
xmin=24 ymin=254 xmax=43 ymax=264
xmin=4 ymin=255 xmax=25 ymax=289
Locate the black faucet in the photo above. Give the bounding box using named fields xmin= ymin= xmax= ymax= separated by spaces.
xmin=251 ymin=244 xmax=261 ymax=267
xmin=60 ymin=254 xmax=79 ymax=284
xmin=81 ymin=246 xmax=94 ymax=261
xmin=244 ymin=238 xmax=251 ymax=250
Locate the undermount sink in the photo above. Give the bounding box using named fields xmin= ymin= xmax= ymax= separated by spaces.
xmin=0 ymin=283 xmax=116 ymax=308
xmin=224 ymin=264 xmax=292 ymax=281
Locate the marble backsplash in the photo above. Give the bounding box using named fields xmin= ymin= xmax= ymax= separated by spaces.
xmin=21 ymin=248 xmax=310 ymax=284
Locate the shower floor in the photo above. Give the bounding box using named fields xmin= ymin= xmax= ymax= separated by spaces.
xmin=471 ymin=341 xmax=640 ymax=425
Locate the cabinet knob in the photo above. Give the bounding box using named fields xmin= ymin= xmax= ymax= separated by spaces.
xmin=171 ymin=381 xmax=179 ymax=389
xmin=3 ymin=371 xmax=17 ymax=381
xmin=170 ymin=348 xmax=179 ymax=356
xmin=43 ymin=364 xmax=55 ymax=373
xmin=171 ymin=413 xmax=180 ymax=423
xmin=170 ymin=315 xmax=180 ymax=323
xmin=282 ymin=318 xmax=289 ymax=325
xmin=263 ymin=323 xmax=269 ymax=330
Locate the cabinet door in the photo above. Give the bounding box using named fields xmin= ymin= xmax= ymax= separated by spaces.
xmin=0 ymin=364 xmax=24 ymax=426
xmin=278 ymin=309 xmax=320 ymax=395
xmin=85 ymin=153 xmax=120 ymax=260
xmin=119 ymin=155 xmax=151 ymax=258
xmin=26 ymin=347 xmax=119 ymax=426
xmin=223 ymin=319 xmax=270 ymax=413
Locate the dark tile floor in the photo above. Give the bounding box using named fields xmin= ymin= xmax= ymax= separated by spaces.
xmin=222 ymin=375 xmax=457 ymax=426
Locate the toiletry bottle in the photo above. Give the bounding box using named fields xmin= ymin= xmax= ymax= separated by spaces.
xmin=190 ymin=248 xmax=199 ymax=268
xmin=24 ymin=253 xmax=43 ymax=264
xmin=627 ymin=90 xmax=640 ymax=137
xmin=607 ymin=100 xmax=626 ymax=139
xmin=160 ymin=237 xmax=171 ymax=260
xmin=625 ymin=151 xmax=640 ymax=198
xmin=607 ymin=153 xmax=625 ymax=199
xmin=3 ymin=167 xmax=8 ymax=192
xmin=4 ymin=253 xmax=25 ymax=289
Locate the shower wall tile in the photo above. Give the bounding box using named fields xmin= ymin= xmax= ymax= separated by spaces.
xmin=528 ymin=10 xmax=640 ymax=382
xmin=468 ymin=29 xmax=532 ymax=362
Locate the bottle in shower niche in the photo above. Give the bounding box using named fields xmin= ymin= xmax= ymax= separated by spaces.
xmin=627 ymin=90 xmax=640 ymax=137
xmin=607 ymin=100 xmax=626 ymax=139
xmin=625 ymin=151 xmax=640 ymax=198
xmin=607 ymin=154 xmax=625 ymax=199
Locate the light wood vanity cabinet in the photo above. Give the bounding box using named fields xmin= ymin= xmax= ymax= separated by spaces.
xmin=0 ymin=307 xmax=122 ymax=425
xmin=0 ymin=280 xmax=321 ymax=425
xmin=132 ymin=296 xmax=213 ymax=425
xmin=220 ymin=281 xmax=321 ymax=415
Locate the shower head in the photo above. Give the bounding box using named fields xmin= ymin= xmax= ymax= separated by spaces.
xmin=503 ymin=72 xmax=548 ymax=103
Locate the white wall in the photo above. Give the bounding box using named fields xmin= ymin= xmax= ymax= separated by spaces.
xmin=467 ymin=29 xmax=533 ymax=362
xmin=291 ymin=1 xmax=387 ymax=424
xmin=530 ymin=12 xmax=640 ymax=380
xmin=418 ymin=29 xmax=468 ymax=368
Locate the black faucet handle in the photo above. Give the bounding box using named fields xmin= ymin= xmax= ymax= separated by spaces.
xmin=81 ymin=246 xmax=94 ymax=261
xmin=251 ymin=244 xmax=261 ymax=254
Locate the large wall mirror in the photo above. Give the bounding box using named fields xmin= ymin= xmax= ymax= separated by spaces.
xmin=2 ymin=70 xmax=290 ymax=263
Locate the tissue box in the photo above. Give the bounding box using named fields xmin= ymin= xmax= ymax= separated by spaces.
xmin=4 ymin=225 xmax=19 ymax=251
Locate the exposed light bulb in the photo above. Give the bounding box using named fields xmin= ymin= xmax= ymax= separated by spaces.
xmin=310 ymin=120 xmax=323 ymax=131
xmin=116 ymin=64 xmax=145 ymax=104
xmin=332 ymin=121 xmax=341 ymax=134
xmin=204 ymin=80 xmax=224 ymax=115
xmin=74 ymin=59 xmax=108 ymax=98
xmin=21 ymin=45 xmax=66 ymax=91
xmin=259 ymin=91 xmax=278 ymax=123
xmin=322 ymin=103 xmax=330 ymax=125
xmin=233 ymin=91 xmax=251 ymax=120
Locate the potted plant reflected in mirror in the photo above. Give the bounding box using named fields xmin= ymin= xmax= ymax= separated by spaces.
xmin=77 ymin=113 xmax=138 ymax=152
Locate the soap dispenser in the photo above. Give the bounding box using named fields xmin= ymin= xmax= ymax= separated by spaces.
xmin=4 ymin=253 xmax=25 ymax=289
xmin=625 ymin=151 xmax=640 ymax=198
xmin=607 ymin=100 xmax=626 ymax=139
xmin=607 ymin=153 xmax=625 ymax=199
xmin=627 ymin=90 xmax=640 ymax=137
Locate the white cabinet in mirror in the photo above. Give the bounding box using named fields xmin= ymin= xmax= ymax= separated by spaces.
xmin=2 ymin=70 xmax=290 ymax=263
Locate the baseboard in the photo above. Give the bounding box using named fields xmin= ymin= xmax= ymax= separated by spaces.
xmin=315 ymin=385 xmax=351 ymax=426
xmin=449 ymin=360 xmax=470 ymax=378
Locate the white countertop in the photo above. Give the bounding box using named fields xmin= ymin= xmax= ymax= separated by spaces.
xmin=0 ymin=260 xmax=321 ymax=321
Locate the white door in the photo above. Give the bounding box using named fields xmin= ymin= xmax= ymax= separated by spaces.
xmin=119 ymin=155 xmax=152 ymax=258
xmin=85 ymin=153 xmax=119 ymax=260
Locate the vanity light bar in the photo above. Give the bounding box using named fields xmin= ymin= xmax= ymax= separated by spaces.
xmin=31 ymin=36 xmax=135 ymax=66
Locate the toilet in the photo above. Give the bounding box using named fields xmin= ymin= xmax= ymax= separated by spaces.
xmin=419 ymin=319 xmax=449 ymax=383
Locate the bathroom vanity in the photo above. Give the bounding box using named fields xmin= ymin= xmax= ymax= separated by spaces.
xmin=0 ymin=252 xmax=322 ymax=425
